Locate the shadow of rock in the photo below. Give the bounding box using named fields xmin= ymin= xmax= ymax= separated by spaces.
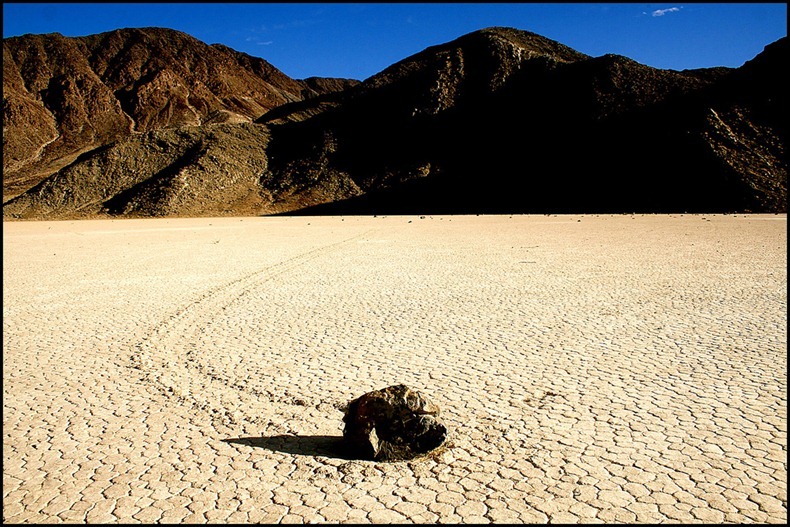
xmin=223 ymin=435 xmax=357 ymax=460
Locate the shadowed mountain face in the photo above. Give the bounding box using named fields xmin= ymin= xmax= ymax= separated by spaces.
xmin=258 ymin=28 xmax=787 ymax=214
xmin=2 ymin=27 xmax=358 ymax=202
xmin=3 ymin=27 xmax=786 ymax=219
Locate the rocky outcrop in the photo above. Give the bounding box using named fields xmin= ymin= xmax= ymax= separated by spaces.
xmin=2 ymin=27 xmax=359 ymax=201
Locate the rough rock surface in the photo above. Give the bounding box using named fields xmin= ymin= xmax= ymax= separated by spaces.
xmin=342 ymin=385 xmax=448 ymax=462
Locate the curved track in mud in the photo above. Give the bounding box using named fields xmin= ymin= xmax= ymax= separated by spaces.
xmin=130 ymin=229 xmax=376 ymax=428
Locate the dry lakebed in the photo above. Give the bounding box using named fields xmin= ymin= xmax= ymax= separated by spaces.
xmin=3 ymin=214 xmax=787 ymax=523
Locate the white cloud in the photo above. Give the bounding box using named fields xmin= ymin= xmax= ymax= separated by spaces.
xmin=245 ymin=35 xmax=273 ymax=45
xmin=651 ymin=7 xmax=682 ymax=17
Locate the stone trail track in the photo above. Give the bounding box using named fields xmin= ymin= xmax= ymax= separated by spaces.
xmin=3 ymin=214 xmax=787 ymax=523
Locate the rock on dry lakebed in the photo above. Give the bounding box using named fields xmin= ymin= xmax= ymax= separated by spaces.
xmin=342 ymin=384 xmax=448 ymax=461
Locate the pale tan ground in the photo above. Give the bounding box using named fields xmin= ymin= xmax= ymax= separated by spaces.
xmin=2 ymin=214 xmax=787 ymax=524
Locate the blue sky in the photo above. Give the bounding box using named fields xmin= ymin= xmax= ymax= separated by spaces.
xmin=3 ymin=3 xmax=787 ymax=80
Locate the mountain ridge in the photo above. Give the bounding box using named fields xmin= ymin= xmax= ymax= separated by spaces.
xmin=2 ymin=26 xmax=358 ymax=202
xmin=3 ymin=26 xmax=786 ymax=219
xmin=253 ymin=28 xmax=785 ymax=214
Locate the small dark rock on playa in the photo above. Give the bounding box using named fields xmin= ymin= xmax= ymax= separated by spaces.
xmin=342 ymin=384 xmax=448 ymax=461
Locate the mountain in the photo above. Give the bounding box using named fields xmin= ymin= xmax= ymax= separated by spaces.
xmin=3 ymin=27 xmax=786 ymax=220
xmin=2 ymin=27 xmax=358 ymax=202
xmin=256 ymin=27 xmax=787 ymax=214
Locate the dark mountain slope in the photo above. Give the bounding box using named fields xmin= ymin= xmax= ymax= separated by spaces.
xmin=258 ymin=28 xmax=786 ymax=214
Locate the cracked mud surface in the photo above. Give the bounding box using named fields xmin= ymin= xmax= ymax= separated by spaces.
xmin=3 ymin=214 xmax=787 ymax=523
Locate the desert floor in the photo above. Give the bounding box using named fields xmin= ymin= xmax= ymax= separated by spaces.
xmin=3 ymin=214 xmax=787 ymax=524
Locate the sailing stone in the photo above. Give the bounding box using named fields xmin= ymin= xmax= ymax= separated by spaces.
xmin=342 ymin=384 xmax=448 ymax=461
